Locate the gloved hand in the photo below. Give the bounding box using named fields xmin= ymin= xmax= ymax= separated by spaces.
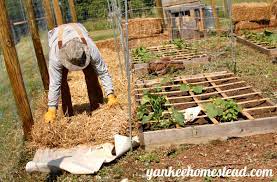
xmin=107 ymin=94 xmax=119 ymax=107
xmin=44 ymin=107 xmax=57 ymax=123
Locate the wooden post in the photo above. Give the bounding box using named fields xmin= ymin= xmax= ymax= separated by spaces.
xmin=24 ymin=0 xmax=49 ymax=91
xmin=155 ymin=0 xmax=165 ymax=28
xmin=0 ymin=1 xmax=34 ymax=138
xmin=211 ymin=0 xmax=220 ymax=32
xmin=42 ymin=0 xmax=55 ymax=30
xmin=68 ymin=0 xmax=77 ymax=23
xmin=53 ymin=0 xmax=63 ymax=25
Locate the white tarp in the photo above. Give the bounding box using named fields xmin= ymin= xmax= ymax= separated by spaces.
xmin=26 ymin=135 xmax=139 ymax=174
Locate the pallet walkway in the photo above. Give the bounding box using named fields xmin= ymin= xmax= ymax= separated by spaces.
xmin=236 ymin=35 xmax=277 ymax=56
xmin=132 ymin=44 xmax=210 ymax=74
xmin=135 ymin=71 xmax=277 ymax=149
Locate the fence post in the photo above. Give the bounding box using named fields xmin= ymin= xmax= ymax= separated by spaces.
xmin=0 ymin=1 xmax=34 ymax=138
xmin=211 ymin=0 xmax=220 ymax=32
xmin=68 ymin=0 xmax=77 ymax=23
xmin=155 ymin=0 xmax=165 ymax=28
xmin=25 ymin=0 xmax=49 ymax=91
xmin=43 ymin=0 xmax=55 ymax=30
xmin=53 ymin=0 xmax=63 ymax=25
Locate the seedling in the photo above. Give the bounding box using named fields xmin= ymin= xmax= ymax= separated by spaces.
xmin=204 ymin=98 xmax=241 ymax=122
xmin=179 ymin=84 xmax=205 ymax=94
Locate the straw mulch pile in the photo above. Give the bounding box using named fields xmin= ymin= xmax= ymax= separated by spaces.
xmin=122 ymin=18 xmax=163 ymax=39
xmin=96 ymin=38 xmax=118 ymax=51
xmin=235 ymin=21 xmax=267 ymax=33
xmin=232 ymin=3 xmax=271 ymax=22
xmin=30 ymin=49 xmax=137 ymax=149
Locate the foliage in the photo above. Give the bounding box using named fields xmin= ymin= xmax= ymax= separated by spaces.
xmin=204 ymin=98 xmax=241 ymax=122
xmin=180 ymin=84 xmax=205 ymax=94
xmin=191 ymin=85 xmax=204 ymax=94
xmin=242 ymin=30 xmax=277 ymax=48
xmin=132 ymin=47 xmax=159 ymax=63
xmin=137 ymin=92 xmax=185 ymax=130
xmin=170 ymin=39 xmax=187 ymax=49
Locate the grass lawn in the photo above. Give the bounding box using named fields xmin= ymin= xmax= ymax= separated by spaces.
xmin=89 ymin=29 xmax=115 ymax=42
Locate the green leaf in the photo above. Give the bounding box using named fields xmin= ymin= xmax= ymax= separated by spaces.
xmin=180 ymin=84 xmax=190 ymax=92
xmin=141 ymin=95 xmax=150 ymax=105
xmin=205 ymin=103 xmax=220 ymax=119
xmin=192 ymin=85 xmax=204 ymax=94
xmin=172 ymin=109 xmax=184 ymax=126
xmin=142 ymin=115 xmax=152 ymax=124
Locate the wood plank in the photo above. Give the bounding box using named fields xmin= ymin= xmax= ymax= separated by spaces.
xmin=244 ymin=106 xmax=277 ymax=112
xmin=136 ymin=71 xmax=232 ymax=86
xmin=136 ymin=80 xmax=245 ymax=95
xmin=165 ymin=97 xmax=270 ymax=107
xmin=136 ymin=86 xmax=252 ymax=101
xmin=135 ymin=76 xmax=240 ymax=91
xmin=141 ymin=116 xmax=277 ymax=150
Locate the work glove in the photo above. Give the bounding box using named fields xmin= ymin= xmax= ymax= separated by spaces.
xmin=107 ymin=94 xmax=119 ymax=107
xmin=44 ymin=107 xmax=57 ymax=123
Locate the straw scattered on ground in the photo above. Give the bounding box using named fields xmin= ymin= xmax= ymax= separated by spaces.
xmin=30 ymin=49 xmax=136 ymax=149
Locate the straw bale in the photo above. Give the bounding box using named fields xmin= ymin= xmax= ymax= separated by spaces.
xmin=30 ymin=49 xmax=138 ymax=149
xmin=232 ymin=3 xmax=270 ymax=22
xmin=122 ymin=18 xmax=163 ymax=39
xmin=270 ymin=0 xmax=277 ymax=17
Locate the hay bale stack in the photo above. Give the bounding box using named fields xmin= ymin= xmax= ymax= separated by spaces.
xmin=232 ymin=3 xmax=270 ymax=22
xmin=123 ymin=18 xmax=163 ymax=39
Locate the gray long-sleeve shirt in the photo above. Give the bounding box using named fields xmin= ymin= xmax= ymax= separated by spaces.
xmin=48 ymin=23 xmax=113 ymax=107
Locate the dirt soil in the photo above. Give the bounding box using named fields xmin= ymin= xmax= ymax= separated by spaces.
xmin=10 ymin=133 xmax=277 ymax=181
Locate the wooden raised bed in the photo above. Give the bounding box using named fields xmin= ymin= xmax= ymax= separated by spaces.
xmin=132 ymin=44 xmax=210 ymax=75
xmin=236 ymin=35 xmax=277 ymax=56
xmin=135 ymin=71 xmax=277 ymax=150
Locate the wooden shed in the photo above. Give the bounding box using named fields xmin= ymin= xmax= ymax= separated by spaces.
xmin=162 ymin=0 xmax=205 ymax=40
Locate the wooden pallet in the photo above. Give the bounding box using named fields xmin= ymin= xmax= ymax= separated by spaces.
xmin=132 ymin=44 xmax=210 ymax=75
xmin=135 ymin=71 xmax=277 ymax=149
xmin=236 ymin=35 xmax=277 ymax=56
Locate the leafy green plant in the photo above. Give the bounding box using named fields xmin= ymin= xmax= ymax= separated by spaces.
xmin=137 ymin=92 xmax=185 ymax=130
xmin=191 ymin=85 xmax=204 ymax=94
xmin=137 ymin=93 xmax=169 ymax=123
xmin=132 ymin=46 xmax=159 ymax=63
xmin=242 ymin=30 xmax=277 ymax=48
xmin=179 ymin=84 xmax=205 ymax=94
xmin=170 ymin=39 xmax=187 ymax=49
xmin=204 ymin=98 xmax=241 ymax=122
xmin=180 ymin=84 xmax=190 ymax=92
